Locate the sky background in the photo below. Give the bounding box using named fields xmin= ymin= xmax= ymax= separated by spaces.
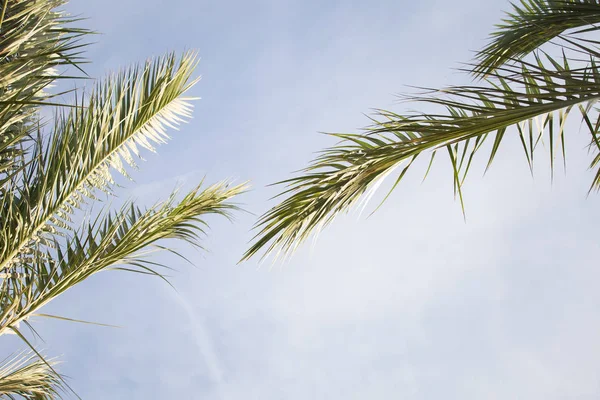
xmin=3 ymin=0 xmax=600 ymax=398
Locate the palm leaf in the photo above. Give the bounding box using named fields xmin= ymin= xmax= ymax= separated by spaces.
xmin=0 ymin=0 xmax=90 ymax=182
xmin=0 ymin=181 xmax=247 ymax=336
xmin=0 ymin=351 xmax=63 ymax=399
xmin=0 ymin=51 xmax=199 ymax=278
xmin=475 ymin=0 xmax=600 ymax=76
xmin=241 ymin=52 xmax=600 ymax=261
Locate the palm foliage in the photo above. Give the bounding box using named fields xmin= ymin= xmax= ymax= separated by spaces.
xmin=0 ymin=0 xmax=245 ymax=397
xmin=0 ymin=352 xmax=62 ymax=399
xmin=242 ymin=0 xmax=600 ymax=262
xmin=0 ymin=0 xmax=87 ymax=185
xmin=0 ymin=182 xmax=245 ymax=338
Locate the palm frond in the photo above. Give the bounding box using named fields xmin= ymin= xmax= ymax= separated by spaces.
xmin=0 ymin=51 xmax=199 ymax=278
xmin=241 ymin=53 xmax=600 ymax=262
xmin=0 ymin=181 xmax=247 ymax=336
xmin=0 ymin=351 xmax=63 ymax=399
xmin=0 ymin=0 xmax=90 ymax=182
xmin=0 ymin=0 xmax=244 ymax=396
xmin=475 ymin=0 xmax=600 ymax=76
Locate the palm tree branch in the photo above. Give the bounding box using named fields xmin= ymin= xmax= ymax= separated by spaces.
xmin=241 ymin=55 xmax=600 ymax=261
xmin=0 ymin=51 xmax=199 ymax=275
xmin=0 ymin=181 xmax=247 ymax=336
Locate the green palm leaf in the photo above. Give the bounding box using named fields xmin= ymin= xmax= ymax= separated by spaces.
xmin=0 ymin=181 xmax=247 ymax=336
xmin=0 ymin=51 xmax=199 ymax=277
xmin=242 ymin=33 xmax=600 ymax=261
xmin=475 ymin=0 xmax=600 ymax=76
xmin=0 ymin=351 xmax=63 ymax=399
xmin=0 ymin=0 xmax=89 ymax=182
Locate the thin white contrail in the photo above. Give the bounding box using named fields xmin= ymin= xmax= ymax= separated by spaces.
xmin=171 ymin=290 xmax=226 ymax=399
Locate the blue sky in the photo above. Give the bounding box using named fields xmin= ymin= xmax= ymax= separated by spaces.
xmin=4 ymin=0 xmax=600 ymax=398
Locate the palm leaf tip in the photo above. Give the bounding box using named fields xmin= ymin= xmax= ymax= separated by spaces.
xmin=473 ymin=0 xmax=600 ymax=77
xmin=240 ymin=146 xmax=391 ymax=263
xmin=0 ymin=351 xmax=63 ymax=399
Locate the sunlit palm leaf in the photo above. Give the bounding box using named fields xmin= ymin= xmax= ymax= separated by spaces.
xmin=0 ymin=351 xmax=62 ymax=399
xmin=0 ymin=51 xmax=199 ymax=277
xmin=0 ymin=0 xmax=89 ymax=182
xmin=242 ymin=50 xmax=600 ymax=261
xmin=0 ymin=181 xmax=247 ymax=336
